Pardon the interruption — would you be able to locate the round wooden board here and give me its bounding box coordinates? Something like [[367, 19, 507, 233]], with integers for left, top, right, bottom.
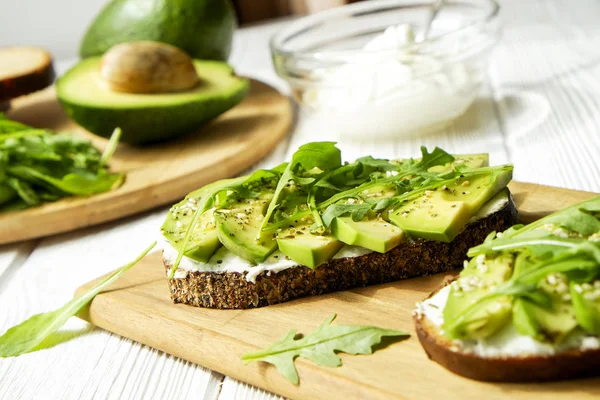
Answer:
[[0, 79, 292, 244]]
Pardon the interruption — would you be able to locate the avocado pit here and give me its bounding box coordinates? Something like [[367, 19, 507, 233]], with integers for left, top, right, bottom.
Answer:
[[100, 41, 200, 94]]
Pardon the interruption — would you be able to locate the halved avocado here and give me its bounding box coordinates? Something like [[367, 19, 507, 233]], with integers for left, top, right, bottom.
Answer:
[[56, 57, 249, 145]]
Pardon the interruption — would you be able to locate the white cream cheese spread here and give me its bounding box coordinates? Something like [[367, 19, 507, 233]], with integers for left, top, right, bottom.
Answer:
[[162, 192, 509, 284], [162, 244, 372, 283], [416, 285, 600, 357], [304, 24, 478, 138]]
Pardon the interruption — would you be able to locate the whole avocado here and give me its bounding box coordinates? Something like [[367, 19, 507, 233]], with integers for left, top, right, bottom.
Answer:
[[80, 0, 236, 61]]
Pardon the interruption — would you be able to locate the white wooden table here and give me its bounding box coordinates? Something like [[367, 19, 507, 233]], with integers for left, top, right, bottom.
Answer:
[[2, 1, 600, 399]]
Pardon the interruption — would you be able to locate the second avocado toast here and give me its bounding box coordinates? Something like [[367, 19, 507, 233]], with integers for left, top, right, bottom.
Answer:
[[415, 194, 600, 382], [161, 142, 517, 309]]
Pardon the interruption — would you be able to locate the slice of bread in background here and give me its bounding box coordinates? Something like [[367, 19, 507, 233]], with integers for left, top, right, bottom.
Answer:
[[164, 193, 518, 309]]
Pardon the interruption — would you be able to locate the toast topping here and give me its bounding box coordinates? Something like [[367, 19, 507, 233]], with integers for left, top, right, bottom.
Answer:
[[428, 195, 600, 355], [161, 143, 513, 275]]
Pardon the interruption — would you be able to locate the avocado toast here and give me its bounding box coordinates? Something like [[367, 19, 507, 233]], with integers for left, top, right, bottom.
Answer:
[[414, 195, 600, 382], [161, 142, 517, 309]]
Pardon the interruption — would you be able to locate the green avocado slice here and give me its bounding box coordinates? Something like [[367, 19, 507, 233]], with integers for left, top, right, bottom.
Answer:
[[443, 253, 514, 339], [215, 194, 277, 264], [389, 170, 512, 242], [161, 177, 244, 262], [428, 153, 489, 172], [570, 282, 600, 335], [331, 217, 404, 253], [56, 58, 249, 145], [277, 224, 344, 269]]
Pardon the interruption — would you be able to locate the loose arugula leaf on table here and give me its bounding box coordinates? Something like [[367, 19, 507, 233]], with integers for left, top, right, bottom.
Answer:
[[0, 242, 156, 357], [241, 314, 409, 385]]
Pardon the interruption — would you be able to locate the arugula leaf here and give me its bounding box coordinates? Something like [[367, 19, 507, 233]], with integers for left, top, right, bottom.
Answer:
[[6, 177, 40, 205], [0, 241, 156, 357], [321, 203, 372, 227], [354, 155, 402, 172], [505, 195, 600, 238], [0, 117, 124, 212], [241, 314, 409, 384], [0, 183, 16, 206], [259, 142, 341, 236], [8, 166, 124, 196], [0, 120, 30, 134]]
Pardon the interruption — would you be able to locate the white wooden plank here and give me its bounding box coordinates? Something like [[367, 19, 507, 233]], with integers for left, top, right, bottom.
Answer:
[[0, 241, 36, 281], [488, 0, 600, 192], [219, 377, 285, 400]]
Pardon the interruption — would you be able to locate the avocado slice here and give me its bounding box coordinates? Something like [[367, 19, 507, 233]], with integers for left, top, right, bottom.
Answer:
[[443, 253, 514, 339], [331, 217, 404, 253], [329, 184, 404, 253], [215, 195, 277, 264], [164, 208, 221, 262], [56, 58, 249, 145], [161, 177, 244, 262], [389, 170, 512, 242], [79, 0, 236, 61], [513, 274, 578, 343], [570, 281, 600, 335], [277, 227, 344, 269]]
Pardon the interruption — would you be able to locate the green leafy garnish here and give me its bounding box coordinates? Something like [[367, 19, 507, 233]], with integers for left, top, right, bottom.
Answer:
[[443, 195, 600, 340], [259, 142, 342, 237], [0, 241, 156, 357], [241, 314, 409, 384], [0, 116, 124, 211]]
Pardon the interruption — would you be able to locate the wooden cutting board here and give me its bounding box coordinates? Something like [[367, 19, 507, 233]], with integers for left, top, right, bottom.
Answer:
[[0, 79, 291, 244], [76, 181, 599, 400]]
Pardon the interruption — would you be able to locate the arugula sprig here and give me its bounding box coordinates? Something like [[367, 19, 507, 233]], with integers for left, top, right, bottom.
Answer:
[[0, 242, 156, 357], [258, 142, 342, 237], [261, 147, 454, 232], [0, 116, 124, 211], [241, 314, 409, 384], [263, 147, 512, 232]]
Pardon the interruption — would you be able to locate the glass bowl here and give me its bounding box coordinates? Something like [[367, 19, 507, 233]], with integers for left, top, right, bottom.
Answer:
[[270, 0, 501, 139]]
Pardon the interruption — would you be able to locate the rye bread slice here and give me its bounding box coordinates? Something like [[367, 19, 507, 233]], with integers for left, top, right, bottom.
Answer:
[[414, 283, 600, 382], [164, 193, 518, 309]]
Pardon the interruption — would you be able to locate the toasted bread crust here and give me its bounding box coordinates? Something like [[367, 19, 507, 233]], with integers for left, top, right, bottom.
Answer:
[[165, 194, 518, 309], [414, 285, 600, 382], [0, 48, 55, 102]]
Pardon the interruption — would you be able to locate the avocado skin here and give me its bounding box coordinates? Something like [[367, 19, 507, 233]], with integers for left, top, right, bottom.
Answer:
[[56, 60, 249, 145], [79, 0, 236, 61], [59, 88, 248, 145]]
